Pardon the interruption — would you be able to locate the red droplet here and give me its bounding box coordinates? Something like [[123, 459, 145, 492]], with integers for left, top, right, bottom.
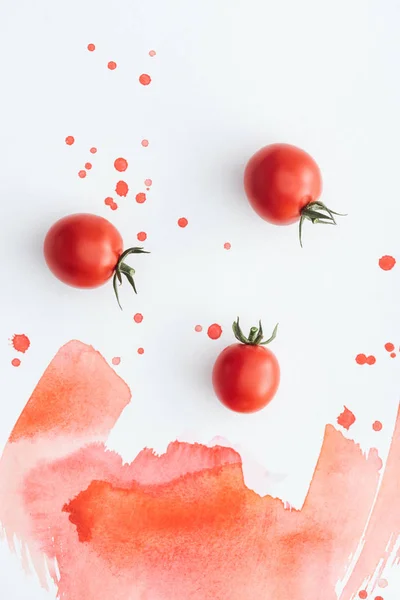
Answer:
[[390, 352, 396, 358], [337, 406, 356, 430], [11, 334, 30, 353], [379, 255, 396, 271], [65, 136, 75, 145], [78, 170, 87, 178], [378, 579, 388, 588], [373, 420, 383, 432], [358, 593, 368, 600], [90, 147, 97, 154], [114, 158, 128, 172], [178, 217, 188, 228], [208, 324, 222, 340], [108, 61, 117, 70], [366, 355, 376, 365], [137, 347, 144, 355], [104, 197, 113, 206], [87, 43, 95, 52], [356, 354, 367, 365], [111, 357, 121, 366], [141, 139, 149, 147], [85, 162, 92, 170], [144, 178, 152, 187], [135, 192, 146, 204], [133, 313, 143, 323], [110, 202, 118, 211], [11, 358, 21, 367], [385, 342, 394, 352], [374, 596, 384, 600], [224, 242, 231, 250], [149, 50, 156, 57], [137, 232, 147, 242], [195, 325, 203, 333], [115, 181, 129, 197], [139, 73, 151, 85]]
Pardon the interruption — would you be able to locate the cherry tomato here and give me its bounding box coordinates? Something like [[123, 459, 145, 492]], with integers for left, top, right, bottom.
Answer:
[[212, 318, 280, 413], [244, 143, 343, 245], [44, 213, 148, 308]]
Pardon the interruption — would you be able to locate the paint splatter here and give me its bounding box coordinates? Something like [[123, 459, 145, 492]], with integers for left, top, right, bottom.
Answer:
[[141, 139, 149, 147], [224, 242, 231, 250], [208, 324, 222, 340], [114, 158, 128, 172], [195, 325, 203, 332], [149, 50, 156, 57], [65, 136, 75, 145], [366, 355, 376, 365], [373, 421, 383, 432], [87, 43, 95, 52], [137, 232, 147, 242], [137, 347, 144, 354], [90, 147, 97, 154], [115, 181, 129, 197], [337, 406, 356, 430], [108, 61, 117, 70], [85, 162, 92, 170], [379, 255, 396, 271], [359, 592, 368, 599], [111, 357, 121, 366], [11, 358, 21, 367], [11, 334, 30, 354], [144, 178, 152, 187], [139, 73, 151, 85], [133, 313, 143, 323], [135, 193, 146, 204], [390, 352, 396, 358], [356, 354, 375, 366], [385, 343, 395, 352], [78, 170, 87, 179], [104, 197, 118, 211], [178, 217, 188, 228]]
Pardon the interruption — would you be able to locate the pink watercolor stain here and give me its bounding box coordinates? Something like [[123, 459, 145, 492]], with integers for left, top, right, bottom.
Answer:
[[0, 340, 398, 600], [141, 139, 149, 147], [224, 242, 231, 250], [195, 325, 203, 332], [111, 357, 121, 366], [11, 334, 30, 353], [207, 323, 222, 340], [115, 181, 129, 197]]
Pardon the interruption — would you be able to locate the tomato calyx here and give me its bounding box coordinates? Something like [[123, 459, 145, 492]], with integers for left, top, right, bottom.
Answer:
[[112, 247, 149, 309], [299, 201, 346, 247], [232, 317, 278, 346]]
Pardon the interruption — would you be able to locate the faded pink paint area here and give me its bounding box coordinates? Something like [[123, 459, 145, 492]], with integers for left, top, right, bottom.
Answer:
[[0, 341, 398, 600]]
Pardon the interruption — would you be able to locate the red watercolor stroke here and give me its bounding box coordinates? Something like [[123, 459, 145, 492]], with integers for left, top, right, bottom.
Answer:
[[0, 341, 398, 600]]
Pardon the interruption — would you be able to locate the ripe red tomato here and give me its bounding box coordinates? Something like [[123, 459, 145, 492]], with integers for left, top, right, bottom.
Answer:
[[44, 213, 148, 307], [244, 143, 342, 245], [212, 319, 280, 413]]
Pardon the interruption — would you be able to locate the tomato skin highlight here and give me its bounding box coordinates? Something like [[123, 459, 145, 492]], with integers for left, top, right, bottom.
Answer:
[[244, 143, 322, 225], [212, 343, 280, 413], [44, 214, 123, 288]]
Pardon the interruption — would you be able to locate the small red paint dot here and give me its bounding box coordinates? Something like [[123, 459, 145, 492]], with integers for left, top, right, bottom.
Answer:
[[149, 50, 156, 57], [356, 354, 367, 365], [390, 352, 396, 358], [87, 43, 95, 52], [375, 596, 384, 600], [136, 192, 146, 204], [379, 255, 396, 271], [11, 334, 30, 353], [144, 178, 152, 187], [11, 358, 21, 367], [139, 73, 151, 85], [373, 421, 383, 432], [385, 342, 394, 352], [85, 162, 92, 170], [378, 579, 388, 588], [178, 217, 188, 228], [138, 347, 144, 355], [366, 355, 376, 365], [110, 202, 118, 211], [112, 357, 121, 366], [141, 139, 149, 147], [358, 592, 368, 599], [78, 170, 87, 178], [195, 325, 203, 332], [134, 313, 143, 323], [108, 61, 117, 70], [114, 157, 128, 172], [224, 242, 231, 250], [137, 231, 147, 242], [208, 324, 222, 340], [104, 197, 113, 206], [90, 147, 97, 154], [115, 181, 129, 197], [65, 135, 75, 145]]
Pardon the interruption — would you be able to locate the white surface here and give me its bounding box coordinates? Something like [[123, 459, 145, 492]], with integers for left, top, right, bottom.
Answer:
[[0, 0, 399, 597]]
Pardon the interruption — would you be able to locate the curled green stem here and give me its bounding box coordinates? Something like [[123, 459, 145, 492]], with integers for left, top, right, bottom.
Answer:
[[112, 247, 149, 309], [232, 318, 278, 346], [299, 201, 346, 247]]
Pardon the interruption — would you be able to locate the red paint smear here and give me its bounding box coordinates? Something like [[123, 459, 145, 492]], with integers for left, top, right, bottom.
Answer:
[[1, 341, 400, 600], [87, 43, 95, 52], [366, 355, 376, 365], [178, 217, 188, 228], [115, 181, 129, 197], [379, 255, 396, 271], [11, 358, 21, 367], [133, 313, 143, 323], [111, 357, 121, 366], [141, 139, 149, 147], [373, 421, 383, 432], [65, 135, 75, 145], [108, 61, 117, 70], [139, 73, 151, 85], [78, 170, 86, 179], [137, 232, 147, 242], [85, 162, 92, 170], [224, 242, 231, 250], [144, 178, 152, 187], [11, 334, 30, 353], [195, 325, 202, 332], [135, 192, 146, 204], [137, 347, 144, 355], [337, 406, 356, 430], [90, 147, 97, 154], [208, 323, 222, 340], [385, 343, 394, 352], [149, 50, 156, 57], [114, 158, 128, 172]]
